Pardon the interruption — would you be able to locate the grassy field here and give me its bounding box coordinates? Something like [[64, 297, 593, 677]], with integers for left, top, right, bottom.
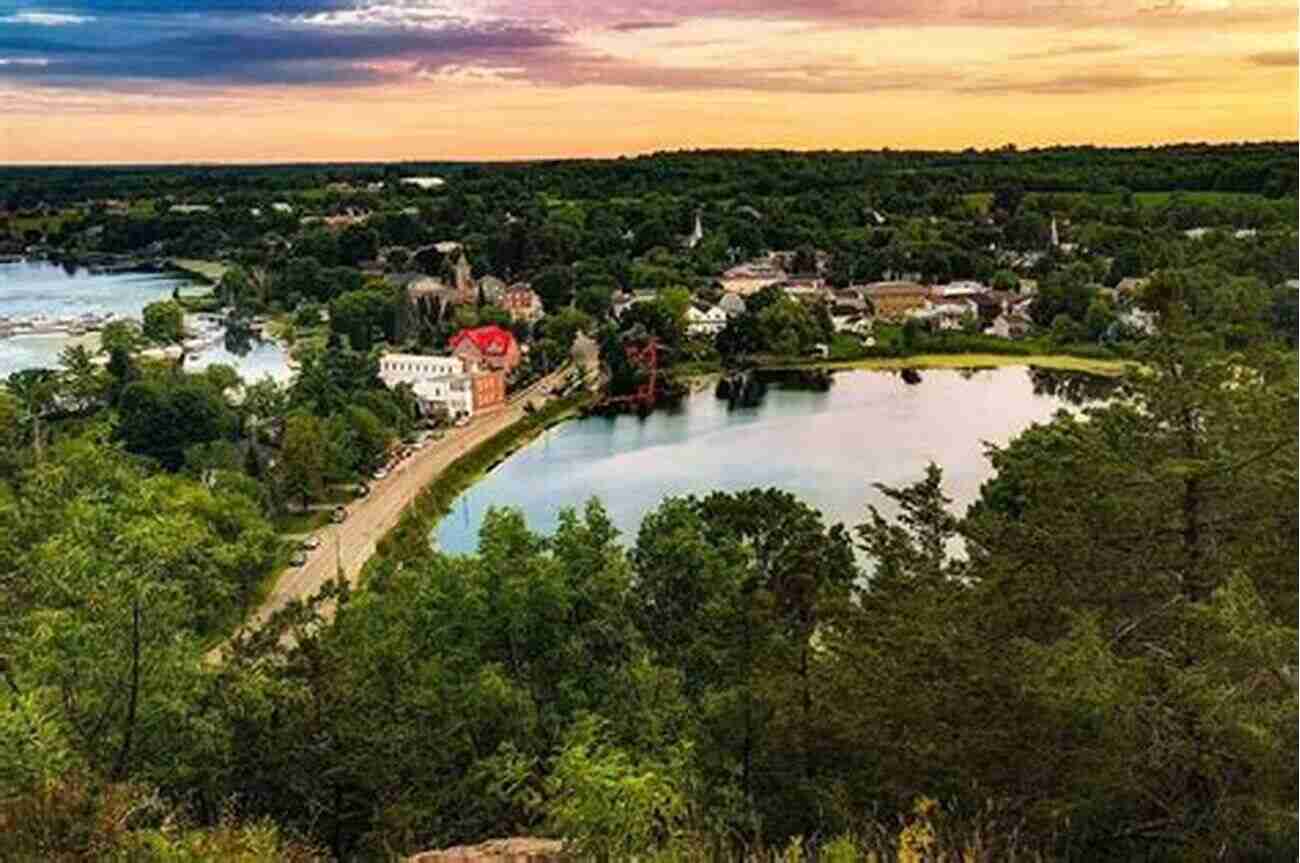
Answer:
[[169, 258, 229, 283]]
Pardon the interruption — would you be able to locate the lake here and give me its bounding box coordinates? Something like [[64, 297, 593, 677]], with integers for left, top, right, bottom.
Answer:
[[0, 259, 292, 382], [436, 366, 1106, 553]]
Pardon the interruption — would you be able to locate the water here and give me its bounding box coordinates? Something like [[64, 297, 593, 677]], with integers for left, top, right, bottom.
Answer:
[[0, 260, 292, 383], [436, 367, 1102, 553]]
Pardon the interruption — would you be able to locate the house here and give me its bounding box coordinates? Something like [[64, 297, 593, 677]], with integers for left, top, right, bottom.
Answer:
[[169, 204, 212, 214], [686, 305, 728, 337], [909, 301, 973, 332], [1183, 227, 1211, 240], [501, 285, 543, 323], [932, 280, 988, 299], [271, 202, 294, 214], [832, 315, 873, 337], [611, 290, 656, 319], [433, 240, 462, 255], [969, 290, 1024, 325], [449, 325, 521, 373], [719, 259, 786, 296], [718, 292, 747, 317], [831, 287, 869, 314], [1233, 228, 1258, 239], [780, 277, 831, 302], [1119, 307, 1158, 336], [988, 311, 1032, 339], [478, 275, 508, 304], [379, 353, 474, 418], [862, 281, 932, 321]]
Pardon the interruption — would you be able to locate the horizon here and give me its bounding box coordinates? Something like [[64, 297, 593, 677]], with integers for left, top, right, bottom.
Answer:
[[4, 137, 1299, 170], [0, 0, 1296, 163]]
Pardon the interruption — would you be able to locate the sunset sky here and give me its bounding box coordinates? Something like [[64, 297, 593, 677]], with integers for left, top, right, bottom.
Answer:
[[0, 0, 1295, 163]]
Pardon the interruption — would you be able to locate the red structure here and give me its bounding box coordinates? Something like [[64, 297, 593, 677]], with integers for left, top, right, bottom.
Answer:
[[604, 336, 662, 411], [449, 325, 521, 373]]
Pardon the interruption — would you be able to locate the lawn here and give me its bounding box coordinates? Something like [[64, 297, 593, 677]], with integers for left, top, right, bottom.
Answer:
[[169, 258, 229, 283]]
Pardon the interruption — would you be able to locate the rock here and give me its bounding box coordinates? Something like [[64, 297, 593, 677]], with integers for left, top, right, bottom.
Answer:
[[406, 837, 565, 863]]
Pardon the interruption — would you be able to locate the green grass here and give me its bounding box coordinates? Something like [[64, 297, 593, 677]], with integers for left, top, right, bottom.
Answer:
[[169, 258, 229, 283]]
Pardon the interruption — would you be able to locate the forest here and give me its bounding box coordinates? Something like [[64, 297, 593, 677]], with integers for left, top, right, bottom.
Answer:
[[0, 145, 1297, 860]]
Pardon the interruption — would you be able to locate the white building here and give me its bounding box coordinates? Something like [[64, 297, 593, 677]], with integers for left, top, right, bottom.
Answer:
[[932, 280, 988, 299], [402, 177, 446, 190], [379, 353, 473, 417], [686, 305, 728, 337]]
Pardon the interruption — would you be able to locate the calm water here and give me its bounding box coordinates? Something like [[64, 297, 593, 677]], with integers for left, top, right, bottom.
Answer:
[[0, 260, 292, 382], [437, 367, 1096, 553]]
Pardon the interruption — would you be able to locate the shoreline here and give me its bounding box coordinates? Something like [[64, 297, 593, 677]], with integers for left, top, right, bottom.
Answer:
[[681, 352, 1130, 380]]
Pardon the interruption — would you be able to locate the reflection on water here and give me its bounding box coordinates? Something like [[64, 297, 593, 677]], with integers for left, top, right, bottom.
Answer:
[[437, 366, 1109, 553], [1, 261, 294, 383], [1028, 366, 1124, 405]]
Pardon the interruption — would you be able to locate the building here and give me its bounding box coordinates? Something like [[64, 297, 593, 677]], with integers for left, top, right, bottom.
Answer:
[[686, 305, 728, 337], [684, 213, 704, 249], [401, 176, 445, 190], [501, 285, 543, 323], [449, 325, 521, 373], [478, 275, 508, 304], [452, 253, 476, 305], [909, 301, 974, 332], [719, 259, 786, 296], [718, 292, 747, 317], [862, 281, 932, 320], [378, 353, 473, 418], [988, 311, 1032, 339], [470, 369, 507, 412], [932, 280, 988, 299]]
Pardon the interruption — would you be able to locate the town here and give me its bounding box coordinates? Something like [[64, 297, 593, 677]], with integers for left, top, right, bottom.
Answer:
[[1, 143, 1296, 862]]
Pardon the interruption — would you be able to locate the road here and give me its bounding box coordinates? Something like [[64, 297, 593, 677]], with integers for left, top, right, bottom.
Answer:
[[223, 367, 571, 650]]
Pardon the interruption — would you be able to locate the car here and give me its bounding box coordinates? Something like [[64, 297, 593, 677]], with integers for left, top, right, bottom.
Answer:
[[355, 483, 370, 497], [454, 416, 470, 427], [373, 468, 389, 480], [289, 551, 308, 567], [299, 535, 320, 551], [331, 506, 348, 523]]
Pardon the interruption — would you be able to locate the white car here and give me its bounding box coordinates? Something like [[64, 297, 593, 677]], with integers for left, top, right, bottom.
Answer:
[[300, 535, 321, 551], [373, 468, 389, 480]]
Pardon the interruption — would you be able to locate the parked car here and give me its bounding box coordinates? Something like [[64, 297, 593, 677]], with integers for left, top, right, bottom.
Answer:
[[300, 535, 321, 551], [355, 482, 370, 497], [454, 416, 470, 427], [331, 506, 348, 523], [289, 551, 308, 567], [373, 467, 389, 480]]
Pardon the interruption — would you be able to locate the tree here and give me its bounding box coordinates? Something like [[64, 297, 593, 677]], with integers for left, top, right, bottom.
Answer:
[[116, 377, 235, 471], [141, 299, 184, 345], [533, 265, 575, 313], [330, 289, 393, 351], [278, 413, 326, 510], [992, 183, 1025, 219], [4, 368, 59, 462]]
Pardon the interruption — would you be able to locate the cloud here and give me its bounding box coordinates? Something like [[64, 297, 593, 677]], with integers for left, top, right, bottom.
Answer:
[[608, 20, 680, 32], [1008, 42, 1127, 60], [961, 70, 1195, 94], [1248, 49, 1297, 66], [0, 11, 95, 25]]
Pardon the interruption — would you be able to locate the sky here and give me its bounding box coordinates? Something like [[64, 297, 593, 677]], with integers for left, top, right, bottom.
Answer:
[[0, 0, 1295, 163]]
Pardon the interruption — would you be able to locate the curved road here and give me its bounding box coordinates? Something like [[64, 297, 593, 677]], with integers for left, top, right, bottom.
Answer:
[[223, 367, 571, 650]]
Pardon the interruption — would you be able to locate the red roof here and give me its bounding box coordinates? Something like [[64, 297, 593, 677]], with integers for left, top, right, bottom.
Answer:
[[449, 325, 517, 357]]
